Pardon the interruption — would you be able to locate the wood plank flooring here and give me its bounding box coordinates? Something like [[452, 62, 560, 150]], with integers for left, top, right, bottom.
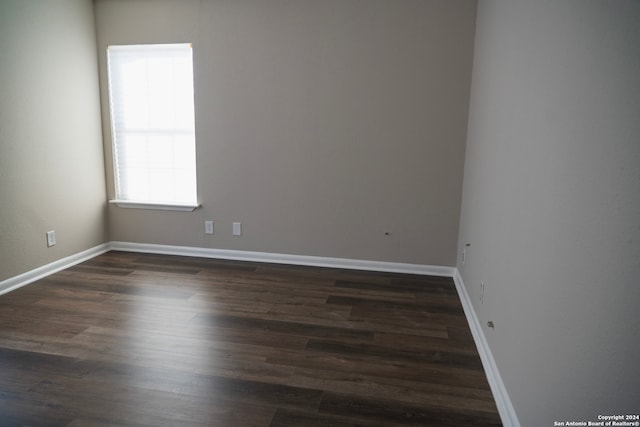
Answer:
[[0, 251, 502, 426]]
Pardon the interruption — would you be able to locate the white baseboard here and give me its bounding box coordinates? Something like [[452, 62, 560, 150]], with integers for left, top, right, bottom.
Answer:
[[109, 241, 456, 277], [0, 243, 111, 296], [0, 241, 454, 297], [452, 268, 520, 427]]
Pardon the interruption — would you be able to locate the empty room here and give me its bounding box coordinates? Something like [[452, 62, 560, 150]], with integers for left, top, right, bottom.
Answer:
[[0, 1, 638, 426]]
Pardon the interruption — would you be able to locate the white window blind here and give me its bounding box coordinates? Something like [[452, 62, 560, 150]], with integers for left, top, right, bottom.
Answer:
[[107, 43, 197, 208]]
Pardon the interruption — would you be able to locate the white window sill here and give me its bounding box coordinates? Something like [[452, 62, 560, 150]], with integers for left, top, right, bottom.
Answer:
[[109, 200, 200, 212]]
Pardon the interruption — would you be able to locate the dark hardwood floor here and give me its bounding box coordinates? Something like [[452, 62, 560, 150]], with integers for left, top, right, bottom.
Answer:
[[0, 251, 502, 426]]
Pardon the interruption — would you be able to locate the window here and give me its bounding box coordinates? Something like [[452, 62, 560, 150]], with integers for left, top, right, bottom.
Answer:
[[107, 43, 198, 210]]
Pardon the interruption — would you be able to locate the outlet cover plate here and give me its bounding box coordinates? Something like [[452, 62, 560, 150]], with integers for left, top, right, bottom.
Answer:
[[205, 221, 214, 235], [46, 230, 56, 247]]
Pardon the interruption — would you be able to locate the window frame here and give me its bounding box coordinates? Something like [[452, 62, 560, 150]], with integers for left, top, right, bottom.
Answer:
[[106, 43, 199, 211]]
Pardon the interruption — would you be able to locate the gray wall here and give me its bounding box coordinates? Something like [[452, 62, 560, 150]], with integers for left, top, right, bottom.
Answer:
[[95, 0, 477, 266], [457, 1, 640, 425], [0, 0, 107, 281]]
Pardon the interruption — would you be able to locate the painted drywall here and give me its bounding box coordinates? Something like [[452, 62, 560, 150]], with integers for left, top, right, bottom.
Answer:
[[0, 0, 107, 281], [457, 1, 640, 425], [95, 0, 476, 266]]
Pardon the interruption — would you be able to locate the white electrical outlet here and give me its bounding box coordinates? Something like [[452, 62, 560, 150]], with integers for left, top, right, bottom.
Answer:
[[233, 222, 241, 236], [205, 220, 214, 235], [46, 230, 56, 247]]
